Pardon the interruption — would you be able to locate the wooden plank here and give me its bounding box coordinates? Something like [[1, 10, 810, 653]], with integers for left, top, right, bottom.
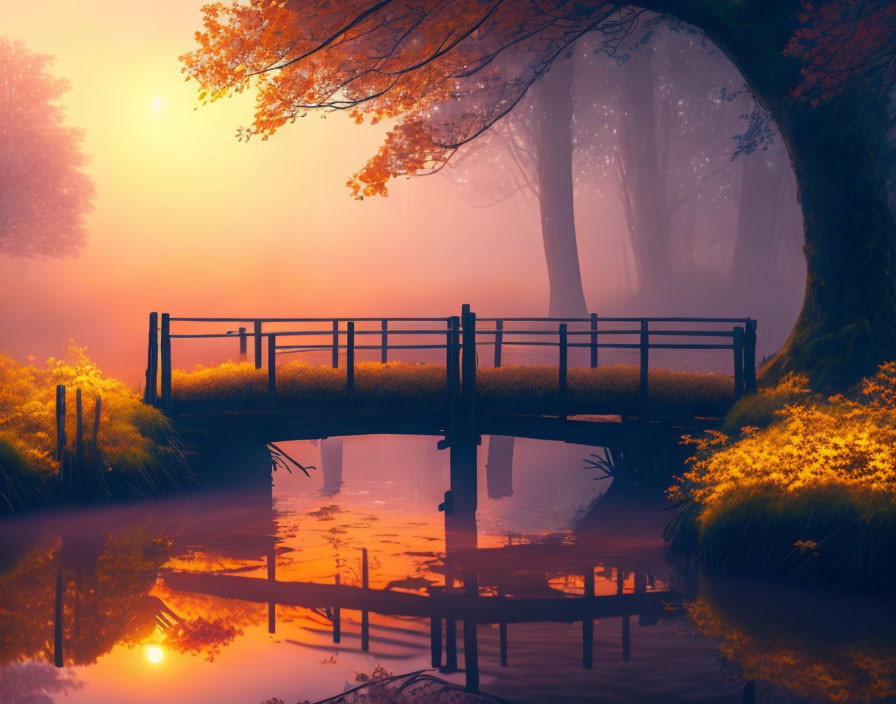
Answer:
[[144, 312, 158, 404], [346, 322, 355, 409], [331, 320, 339, 369], [639, 320, 649, 421], [590, 313, 598, 368], [493, 319, 503, 368], [744, 319, 758, 393], [733, 326, 745, 401], [559, 323, 568, 421], [254, 320, 263, 370], [268, 334, 277, 399], [161, 314, 172, 413]]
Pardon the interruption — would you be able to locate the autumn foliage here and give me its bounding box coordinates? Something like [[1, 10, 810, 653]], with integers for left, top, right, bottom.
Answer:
[[0, 38, 94, 257]]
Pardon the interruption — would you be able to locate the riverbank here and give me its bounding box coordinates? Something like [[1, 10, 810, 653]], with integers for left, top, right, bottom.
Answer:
[[666, 363, 896, 592], [0, 345, 193, 514]]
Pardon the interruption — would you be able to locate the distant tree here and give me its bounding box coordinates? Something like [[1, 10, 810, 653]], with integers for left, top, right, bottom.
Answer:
[[0, 38, 94, 258], [182, 1, 896, 390]]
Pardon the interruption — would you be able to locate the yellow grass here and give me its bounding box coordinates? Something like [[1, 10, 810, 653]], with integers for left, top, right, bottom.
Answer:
[[172, 360, 734, 412]]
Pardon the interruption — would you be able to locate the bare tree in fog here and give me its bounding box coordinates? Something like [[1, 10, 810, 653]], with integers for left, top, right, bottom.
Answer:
[[0, 38, 94, 259]]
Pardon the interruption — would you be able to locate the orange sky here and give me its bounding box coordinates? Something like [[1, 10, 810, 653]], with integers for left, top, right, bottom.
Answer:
[[0, 1, 628, 381]]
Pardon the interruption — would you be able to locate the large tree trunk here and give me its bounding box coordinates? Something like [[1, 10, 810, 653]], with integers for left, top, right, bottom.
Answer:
[[531, 54, 589, 318], [764, 93, 896, 388]]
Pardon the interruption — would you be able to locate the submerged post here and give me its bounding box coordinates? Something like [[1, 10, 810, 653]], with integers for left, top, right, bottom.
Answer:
[[380, 319, 388, 364], [462, 562, 480, 692], [583, 567, 594, 669], [268, 334, 277, 399], [639, 320, 649, 421], [361, 547, 370, 651], [161, 313, 172, 413], [144, 312, 158, 404], [744, 319, 758, 393], [733, 326, 745, 401], [53, 567, 63, 668], [333, 572, 341, 643], [253, 320, 263, 370], [559, 323, 568, 420], [238, 326, 247, 361], [55, 385, 66, 461], [498, 585, 508, 667], [590, 313, 598, 369], [494, 319, 503, 368], [429, 586, 443, 667], [267, 538, 276, 634]]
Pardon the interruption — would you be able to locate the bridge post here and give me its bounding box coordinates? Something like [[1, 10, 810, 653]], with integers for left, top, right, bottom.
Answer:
[[744, 319, 758, 393], [590, 313, 598, 369], [380, 319, 388, 364], [161, 313, 172, 413], [462, 561, 480, 692], [639, 319, 649, 422], [559, 323, 568, 421], [733, 326, 745, 400], [238, 326, 247, 361], [346, 322, 355, 409], [144, 312, 158, 405], [493, 319, 503, 367], [253, 320, 262, 370], [267, 334, 277, 399], [331, 320, 339, 368], [267, 537, 276, 634]]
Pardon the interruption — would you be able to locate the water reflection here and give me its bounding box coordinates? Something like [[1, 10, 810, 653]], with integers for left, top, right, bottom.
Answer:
[[0, 434, 893, 703]]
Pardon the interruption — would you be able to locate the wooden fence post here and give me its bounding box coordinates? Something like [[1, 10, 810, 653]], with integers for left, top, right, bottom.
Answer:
[[253, 320, 263, 370], [361, 547, 370, 651], [744, 318, 758, 393], [590, 313, 598, 369], [461, 309, 477, 442], [639, 319, 649, 421], [56, 385, 66, 461], [559, 323, 568, 421], [161, 313, 172, 413], [380, 319, 388, 364], [75, 389, 84, 494], [91, 396, 101, 448], [239, 326, 247, 361], [268, 334, 277, 399], [446, 317, 461, 443], [733, 326, 745, 401], [494, 319, 503, 368], [331, 320, 339, 369], [144, 312, 158, 405], [346, 322, 355, 407]]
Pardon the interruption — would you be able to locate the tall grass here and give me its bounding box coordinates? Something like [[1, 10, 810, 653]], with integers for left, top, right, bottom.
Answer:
[[0, 344, 191, 513], [667, 363, 896, 591], [172, 360, 733, 413]]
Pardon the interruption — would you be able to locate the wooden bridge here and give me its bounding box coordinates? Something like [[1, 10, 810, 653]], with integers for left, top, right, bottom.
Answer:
[[142, 306, 756, 434]]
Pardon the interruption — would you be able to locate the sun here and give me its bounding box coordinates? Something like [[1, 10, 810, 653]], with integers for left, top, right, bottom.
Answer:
[[149, 96, 164, 113], [145, 644, 164, 664]]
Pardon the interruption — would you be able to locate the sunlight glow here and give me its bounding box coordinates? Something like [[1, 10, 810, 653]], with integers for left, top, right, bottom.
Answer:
[[145, 644, 164, 664], [149, 95, 164, 113]]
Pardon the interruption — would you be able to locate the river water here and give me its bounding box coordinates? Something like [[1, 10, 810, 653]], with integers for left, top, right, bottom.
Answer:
[[0, 435, 893, 704]]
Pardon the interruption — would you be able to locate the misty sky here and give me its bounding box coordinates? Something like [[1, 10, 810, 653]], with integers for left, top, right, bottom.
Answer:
[[0, 1, 798, 381]]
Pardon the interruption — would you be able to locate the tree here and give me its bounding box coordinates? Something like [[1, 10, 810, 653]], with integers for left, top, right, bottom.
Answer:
[[182, 0, 896, 390], [0, 38, 94, 258]]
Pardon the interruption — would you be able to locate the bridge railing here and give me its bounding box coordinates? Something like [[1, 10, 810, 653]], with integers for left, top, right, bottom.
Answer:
[[144, 308, 757, 417]]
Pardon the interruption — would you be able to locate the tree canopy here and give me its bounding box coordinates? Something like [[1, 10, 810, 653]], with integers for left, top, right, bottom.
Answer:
[[0, 38, 94, 258]]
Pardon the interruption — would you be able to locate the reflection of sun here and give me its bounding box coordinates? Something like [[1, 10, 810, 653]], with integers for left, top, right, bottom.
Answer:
[[149, 96, 164, 113], [145, 644, 164, 664]]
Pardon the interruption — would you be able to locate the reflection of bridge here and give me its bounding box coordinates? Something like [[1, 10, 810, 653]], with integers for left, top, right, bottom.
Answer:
[[161, 543, 676, 692]]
